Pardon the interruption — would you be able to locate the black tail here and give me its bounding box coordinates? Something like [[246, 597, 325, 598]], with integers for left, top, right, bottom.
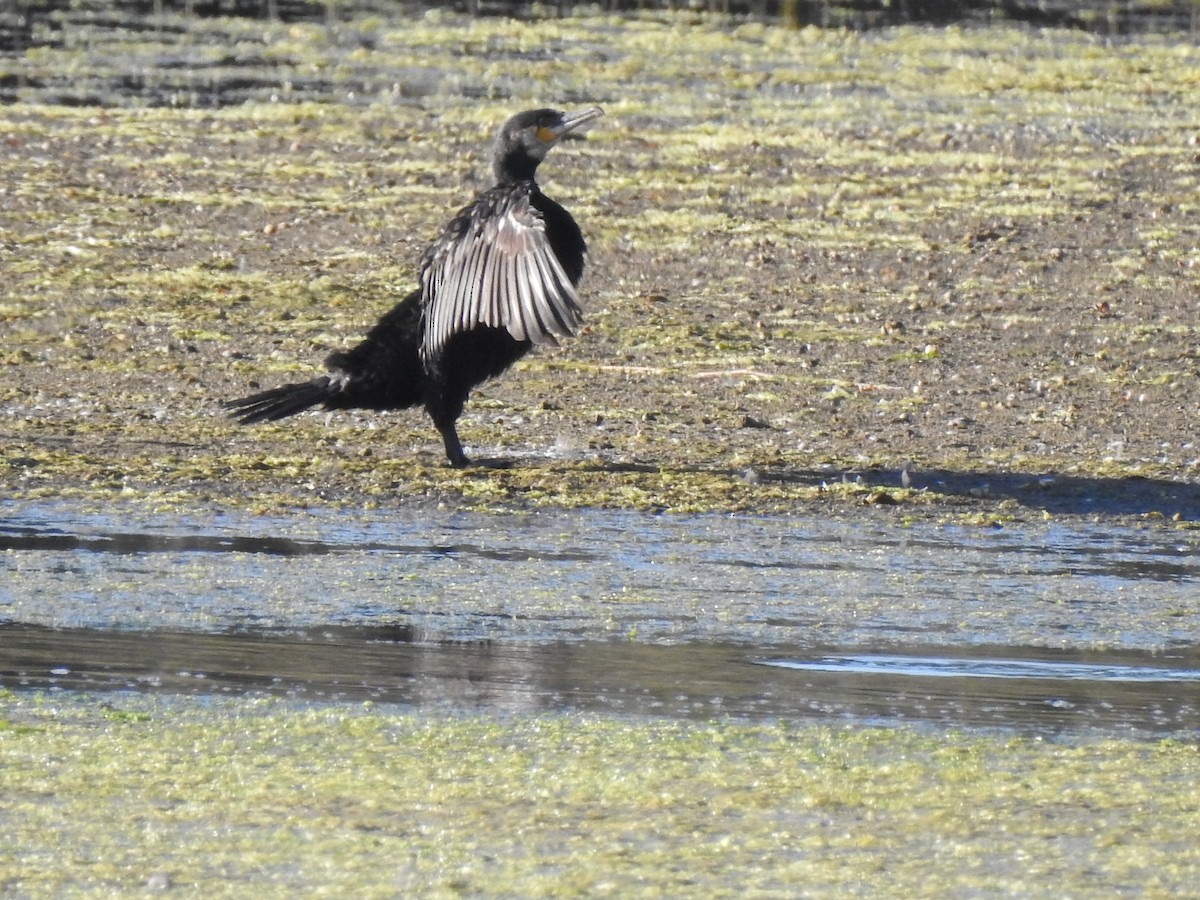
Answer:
[[225, 377, 334, 424], [226, 290, 427, 428]]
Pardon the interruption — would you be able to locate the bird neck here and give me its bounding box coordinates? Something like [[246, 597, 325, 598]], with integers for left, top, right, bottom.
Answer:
[[493, 151, 541, 184]]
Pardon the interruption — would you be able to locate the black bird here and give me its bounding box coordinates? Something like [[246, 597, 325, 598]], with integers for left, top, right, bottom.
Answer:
[[225, 106, 604, 467]]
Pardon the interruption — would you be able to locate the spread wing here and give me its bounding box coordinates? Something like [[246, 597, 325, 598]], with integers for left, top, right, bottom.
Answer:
[[419, 190, 584, 364]]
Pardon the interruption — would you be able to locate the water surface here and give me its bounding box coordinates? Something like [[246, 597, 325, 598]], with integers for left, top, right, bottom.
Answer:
[[3, 500, 1199, 736]]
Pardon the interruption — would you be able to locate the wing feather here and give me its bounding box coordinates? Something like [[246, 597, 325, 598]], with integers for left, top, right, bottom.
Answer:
[[479, 231, 498, 326], [419, 187, 585, 364], [530, 246, 577, 337], [519, 251, 547, 338], [459, 233, 489, 333]]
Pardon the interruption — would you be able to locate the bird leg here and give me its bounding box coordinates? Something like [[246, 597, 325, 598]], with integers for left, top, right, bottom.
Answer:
[[424, 383, 470, 467], [438, 422, 469, 468], [442, 430, 469, 468]]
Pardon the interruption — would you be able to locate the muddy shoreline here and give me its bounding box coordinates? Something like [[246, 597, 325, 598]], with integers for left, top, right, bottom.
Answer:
[[3, 15, 1200, 524]]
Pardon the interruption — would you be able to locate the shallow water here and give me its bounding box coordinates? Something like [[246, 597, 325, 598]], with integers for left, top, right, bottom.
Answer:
[[3, 623, 1199, 737], [3, 499, 1199, 736]]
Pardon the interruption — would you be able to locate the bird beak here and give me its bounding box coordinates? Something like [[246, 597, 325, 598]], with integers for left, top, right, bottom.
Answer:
[[547, 106, 605, 143]]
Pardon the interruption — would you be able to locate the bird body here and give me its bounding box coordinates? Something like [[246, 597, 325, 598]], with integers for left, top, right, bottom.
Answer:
[[226, 106, 603, 467]]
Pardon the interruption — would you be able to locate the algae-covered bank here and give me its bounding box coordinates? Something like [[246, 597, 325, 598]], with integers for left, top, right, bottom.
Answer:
[[1, 692, 1199, 897], [3, 14, 1200, 519]]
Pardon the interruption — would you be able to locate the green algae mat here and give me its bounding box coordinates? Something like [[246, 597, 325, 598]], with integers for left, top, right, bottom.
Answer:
[[2, 692, 1198, 896]]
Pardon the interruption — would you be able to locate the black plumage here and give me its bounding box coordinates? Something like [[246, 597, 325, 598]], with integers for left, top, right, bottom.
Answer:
[[225, 106, 604, 467]]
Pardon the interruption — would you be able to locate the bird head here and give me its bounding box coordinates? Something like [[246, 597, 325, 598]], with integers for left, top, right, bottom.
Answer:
[[492, 106, 605, 183]]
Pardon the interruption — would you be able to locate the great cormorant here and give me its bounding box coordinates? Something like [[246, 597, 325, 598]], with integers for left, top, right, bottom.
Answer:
[[225, 106, 604, 467]]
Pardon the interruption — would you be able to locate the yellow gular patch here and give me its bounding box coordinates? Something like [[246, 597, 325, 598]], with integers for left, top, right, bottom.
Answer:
[[536, 126, 557, 144]]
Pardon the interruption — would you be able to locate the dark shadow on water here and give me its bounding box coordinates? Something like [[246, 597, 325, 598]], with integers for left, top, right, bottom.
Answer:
[[2, 623, 1198, 738], [0, 520, 597, 562]]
